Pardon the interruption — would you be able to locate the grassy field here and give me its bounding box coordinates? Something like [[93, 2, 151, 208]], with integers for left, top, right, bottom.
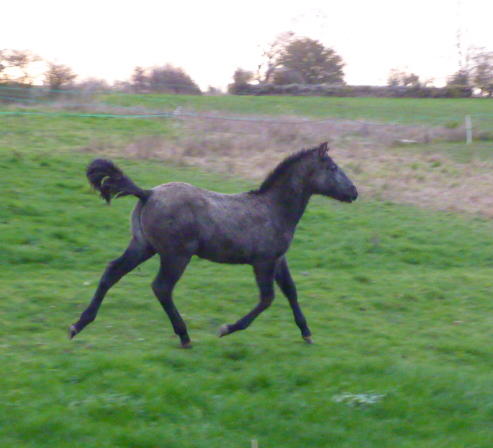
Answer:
[[0, 109, 175, 152], [3, 150, 493, 446], [101, 93, 493, 130], [2, 96, 493, 447]]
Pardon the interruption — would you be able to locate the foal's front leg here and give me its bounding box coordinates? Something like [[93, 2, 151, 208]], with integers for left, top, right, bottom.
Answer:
[[219, 261, 276, 337]]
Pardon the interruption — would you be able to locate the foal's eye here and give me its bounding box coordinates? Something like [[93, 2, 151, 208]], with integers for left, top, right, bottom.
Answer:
[[326, 163, 337, 172]]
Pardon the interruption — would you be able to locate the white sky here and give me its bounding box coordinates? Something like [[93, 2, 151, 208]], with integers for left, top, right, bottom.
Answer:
[[3, 0, 493, 89]]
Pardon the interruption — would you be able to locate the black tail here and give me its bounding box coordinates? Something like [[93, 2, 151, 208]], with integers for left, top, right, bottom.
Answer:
[[86, 159, 151, 204]]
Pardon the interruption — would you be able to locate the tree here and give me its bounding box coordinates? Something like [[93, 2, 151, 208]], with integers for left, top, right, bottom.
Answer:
[[232, 68, 253, 86], [206, 85, 223, 95], [257, 31, 295, 84], [43, 63, 76, 91], [446, 69, 470, 87], [272, 68, 304, 85], [228, 68, 254, 94], [129, 64, 201, 94], [255, 34, 345, 86], [387, 69, 421, 88], [130, 66, 148, 93], [0, 49, 40, 85], [277, 38, 345, 85], [75, 77, 110, 93], [470, 49, 493, 96]]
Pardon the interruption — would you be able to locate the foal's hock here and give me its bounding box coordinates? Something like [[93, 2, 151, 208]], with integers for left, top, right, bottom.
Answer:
[[69, 142, 358, 347]]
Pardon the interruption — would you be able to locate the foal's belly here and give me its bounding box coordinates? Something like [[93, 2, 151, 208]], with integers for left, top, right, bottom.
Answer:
[[196, 250, 253, 265], [196, 231, 290, 264]]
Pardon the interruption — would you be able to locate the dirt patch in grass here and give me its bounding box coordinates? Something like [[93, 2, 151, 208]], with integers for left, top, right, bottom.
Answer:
[[80, 112, 493, 217]]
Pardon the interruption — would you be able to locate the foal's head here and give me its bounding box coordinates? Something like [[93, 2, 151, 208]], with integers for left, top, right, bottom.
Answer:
[[307, 142, 358, 202], [252, 142, 358, 203]]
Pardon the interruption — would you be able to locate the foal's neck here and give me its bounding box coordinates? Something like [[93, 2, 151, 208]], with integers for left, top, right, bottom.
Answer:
[[265, 174, 312, 229]]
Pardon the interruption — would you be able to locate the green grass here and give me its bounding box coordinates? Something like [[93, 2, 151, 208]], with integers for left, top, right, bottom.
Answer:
[[3, 145, 493, 447], [0, 108, 175, 152], [2, 94, 493, 446], [101, 93, 493, 129], [396, 140, 493, 163]]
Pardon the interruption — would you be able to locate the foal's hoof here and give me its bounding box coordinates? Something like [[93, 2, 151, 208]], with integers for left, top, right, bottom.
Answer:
[[303, 336, 314, 344], [68, 325, 78, 339], [180, 341, 193, 349], [218, 324, 230, 337]]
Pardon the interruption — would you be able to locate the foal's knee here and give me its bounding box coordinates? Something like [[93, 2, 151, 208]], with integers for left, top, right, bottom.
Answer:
[[260, 293, 275, 309], [151, 279, 171, 298], [151, 280, 163, 296]]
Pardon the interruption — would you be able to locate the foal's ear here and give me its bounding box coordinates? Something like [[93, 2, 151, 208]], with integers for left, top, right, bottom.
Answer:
[[318, 141, 330, 158]]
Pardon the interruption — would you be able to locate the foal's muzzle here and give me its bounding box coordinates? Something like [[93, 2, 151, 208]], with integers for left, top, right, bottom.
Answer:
[[342, 185, 358, 203]]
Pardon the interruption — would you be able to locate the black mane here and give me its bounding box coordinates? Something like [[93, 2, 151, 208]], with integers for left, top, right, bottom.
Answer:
[[250, 147, 318, 194]]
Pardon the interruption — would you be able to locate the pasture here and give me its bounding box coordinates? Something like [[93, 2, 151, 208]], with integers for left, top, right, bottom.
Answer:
[[101, 93, 493, 130], [2, 95, 493, 447]]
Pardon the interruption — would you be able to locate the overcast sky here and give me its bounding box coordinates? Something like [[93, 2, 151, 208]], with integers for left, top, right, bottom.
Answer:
[[3, 0, 493, 89]]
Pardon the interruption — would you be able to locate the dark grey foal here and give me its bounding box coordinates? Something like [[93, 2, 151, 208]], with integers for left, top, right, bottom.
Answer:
[[69, 142, 358, 347]]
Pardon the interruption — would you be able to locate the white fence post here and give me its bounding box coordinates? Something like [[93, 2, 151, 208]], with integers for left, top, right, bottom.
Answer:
[[465, 115, 472, 144]]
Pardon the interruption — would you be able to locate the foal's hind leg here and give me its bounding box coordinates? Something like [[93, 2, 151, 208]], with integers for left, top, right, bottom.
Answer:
[[275, 257, 312, 344], [69, 237, 155, 338], [151, 255, 192, 348], [219, 261, 276, 338]]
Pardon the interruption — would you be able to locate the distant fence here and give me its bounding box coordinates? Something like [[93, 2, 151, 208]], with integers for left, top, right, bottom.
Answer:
[[1, 85, 492, 145]]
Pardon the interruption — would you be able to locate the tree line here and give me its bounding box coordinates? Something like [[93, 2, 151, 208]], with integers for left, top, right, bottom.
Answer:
[[0, 49, 201, 96], [229, 33, 493, 98], [1, 35, 493, 98]]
